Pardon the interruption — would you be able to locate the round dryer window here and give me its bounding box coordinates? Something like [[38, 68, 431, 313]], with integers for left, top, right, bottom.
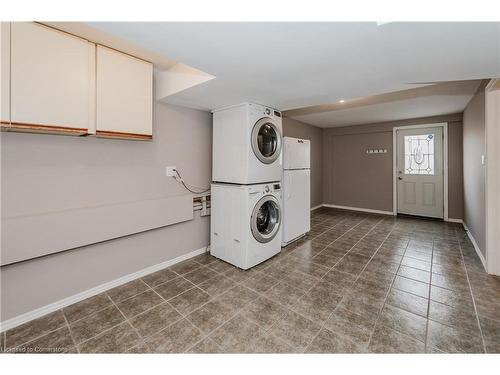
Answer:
[[251, 195, 281, 243], [251, 117, 282, 164]]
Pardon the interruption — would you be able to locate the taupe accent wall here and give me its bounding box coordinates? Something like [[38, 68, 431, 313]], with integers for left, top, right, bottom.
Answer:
[[463, 82, 487, 256], [1, 103, 212, 321], [322, 113, 464, 219], [324, 130, 393, 211], [282, 117, 323, 208]]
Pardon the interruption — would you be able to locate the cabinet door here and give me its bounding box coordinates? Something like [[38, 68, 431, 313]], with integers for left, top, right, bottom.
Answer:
[[1, 23, 10, 124], [96, 45, 153, 140], [8, 22, 90, 134]]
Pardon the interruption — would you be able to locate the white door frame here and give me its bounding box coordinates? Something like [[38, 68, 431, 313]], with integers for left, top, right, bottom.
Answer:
[[485, 78, 500, 275], [392, 122, 449, 220]]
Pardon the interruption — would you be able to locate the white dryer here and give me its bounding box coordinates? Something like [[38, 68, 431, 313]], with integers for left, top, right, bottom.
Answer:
[[210, 182, 282, 269], [212, 103, 283, 184]]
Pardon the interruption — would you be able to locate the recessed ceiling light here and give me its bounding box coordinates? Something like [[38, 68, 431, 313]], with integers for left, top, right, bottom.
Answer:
[[339, 99, 345, 103]]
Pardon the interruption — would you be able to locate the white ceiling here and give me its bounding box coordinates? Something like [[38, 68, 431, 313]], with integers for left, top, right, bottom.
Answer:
[[292, 93, 475, 128], [88, 22, 499, 125], [287, 80, 482, 127]]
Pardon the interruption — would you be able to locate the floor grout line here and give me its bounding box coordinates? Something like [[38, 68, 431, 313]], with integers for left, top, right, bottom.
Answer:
[[186, 212, 374, 352], [335, 221, 407, 350], [61, 310, 80, 354], [6, 310, 81, 354], [455, 225, 488, 353], [186, 213, 375, 352], [137, 255, 295, 352], [49, 271, 195, 337], [147, 283, 186, 318], [124, 271, 221, 352], [363, 223, 430, 351], [300, 215, 397, 352], [106, 296, 147, 352], [74, 275, 193, 351], [5, 318, 68, 351], [182, 286, 275, 352], [423, 235, 436, 352]]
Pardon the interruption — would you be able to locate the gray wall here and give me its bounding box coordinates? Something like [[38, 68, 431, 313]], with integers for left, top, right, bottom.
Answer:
[[282, 117, 323, 208], [463, 83, 487, 256], [1, 102, 212, 321], [322, 113, 464, 219]]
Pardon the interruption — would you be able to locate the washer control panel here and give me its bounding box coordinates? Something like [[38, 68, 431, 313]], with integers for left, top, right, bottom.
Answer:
[[248, 183, 281, 195]]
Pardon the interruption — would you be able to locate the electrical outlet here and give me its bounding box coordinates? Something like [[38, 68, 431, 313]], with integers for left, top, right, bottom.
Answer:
[[165, 166, 177, 177]]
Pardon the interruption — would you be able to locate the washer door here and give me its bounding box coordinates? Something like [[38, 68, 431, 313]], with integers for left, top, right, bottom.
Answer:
[[251, 195, 281, 243], [251, 117, 282, 164]]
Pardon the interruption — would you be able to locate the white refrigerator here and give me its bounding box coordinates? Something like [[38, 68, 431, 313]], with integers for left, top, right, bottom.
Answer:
[[282, 137, 311, 246]]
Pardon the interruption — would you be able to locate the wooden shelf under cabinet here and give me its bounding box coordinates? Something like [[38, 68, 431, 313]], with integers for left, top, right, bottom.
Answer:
[[95, 130, 152, 141], [1, 121, 88, 136]]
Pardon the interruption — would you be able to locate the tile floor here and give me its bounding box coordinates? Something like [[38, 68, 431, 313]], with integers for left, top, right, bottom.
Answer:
[[2, 208, 500, 353]]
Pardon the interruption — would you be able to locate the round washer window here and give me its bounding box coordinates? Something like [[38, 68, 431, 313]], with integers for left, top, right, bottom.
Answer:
[[251, 196, 281, 243]]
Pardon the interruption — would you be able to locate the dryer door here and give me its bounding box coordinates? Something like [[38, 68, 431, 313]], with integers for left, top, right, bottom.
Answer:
[[251, 117, 282, 164], [251, 195, 281, 243]]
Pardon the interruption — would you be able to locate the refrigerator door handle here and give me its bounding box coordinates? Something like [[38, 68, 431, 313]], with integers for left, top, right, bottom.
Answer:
[[287, 172, 292, 200]]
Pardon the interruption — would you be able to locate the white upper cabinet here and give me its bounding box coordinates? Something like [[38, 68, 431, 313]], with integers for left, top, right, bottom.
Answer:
[[8, 22, 91, 134], [96, 45, 153, 140], [1, 22, 153, 140], [1, 23, 10, 123]]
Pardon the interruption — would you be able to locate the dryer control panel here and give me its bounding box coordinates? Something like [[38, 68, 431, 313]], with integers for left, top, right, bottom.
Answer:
[[249, 103, 282, 120]]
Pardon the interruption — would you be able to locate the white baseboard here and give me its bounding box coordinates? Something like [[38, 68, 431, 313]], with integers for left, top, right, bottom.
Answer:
[[310, 204, 323, 211], [322, 203, 394, 216], [321, 203, 464, 222], [0, 246, 208, 333], [445, 218, 463, 223], [462, 222, 487, 271]]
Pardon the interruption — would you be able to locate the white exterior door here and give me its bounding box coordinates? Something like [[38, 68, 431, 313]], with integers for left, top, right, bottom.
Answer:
[[396, 126, 444, 218]]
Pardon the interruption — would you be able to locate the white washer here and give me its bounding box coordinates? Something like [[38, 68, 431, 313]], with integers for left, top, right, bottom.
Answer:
[[210, 182, 282, 269], [212, 102, 283, 184]]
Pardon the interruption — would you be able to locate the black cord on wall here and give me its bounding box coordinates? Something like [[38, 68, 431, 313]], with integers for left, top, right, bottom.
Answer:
[[174, 169, 210, 194]]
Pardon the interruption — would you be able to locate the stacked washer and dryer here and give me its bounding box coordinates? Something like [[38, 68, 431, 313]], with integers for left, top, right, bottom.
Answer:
[[210, 103, 283, 269]]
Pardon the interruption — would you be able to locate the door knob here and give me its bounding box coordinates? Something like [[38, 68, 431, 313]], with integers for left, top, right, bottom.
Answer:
[[398, 177, 403, 180]]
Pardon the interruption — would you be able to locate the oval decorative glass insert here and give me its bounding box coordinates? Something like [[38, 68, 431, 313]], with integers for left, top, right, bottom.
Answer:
[[413, 146, 424, 164], [404, 133, 435, 175]]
